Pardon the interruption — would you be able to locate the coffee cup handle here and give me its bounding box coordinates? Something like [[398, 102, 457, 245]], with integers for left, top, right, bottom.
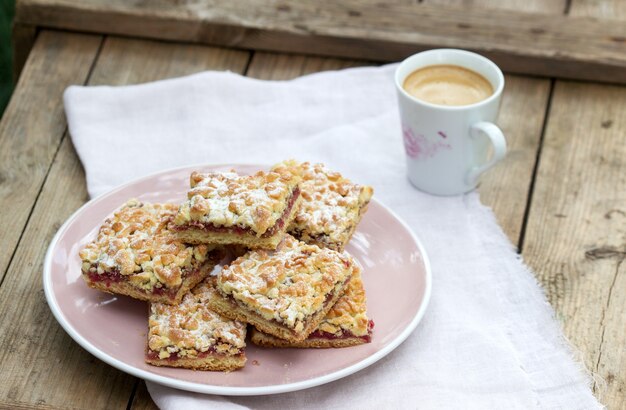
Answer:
[[466, 122, 507, 185]]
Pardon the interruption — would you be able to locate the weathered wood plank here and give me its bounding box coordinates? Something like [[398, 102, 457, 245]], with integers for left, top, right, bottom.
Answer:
[[522, 81, 626, 408], [0, 30, 101, 282], [91, 36, 250, 86], [247, 52, 550, 245], [424, 0, 565, 14], [477, 76, 551, 245], [0, 35, 250, 409], [15, 0, 626, 84], [521, 3, 626, 409], [570, 0, 626, 18], [0, 401, 71, 409], [0, 135, 133, 410], [130, 382, 159, 410], [11, 23, 37, 83], [246, 52, 369, 80]]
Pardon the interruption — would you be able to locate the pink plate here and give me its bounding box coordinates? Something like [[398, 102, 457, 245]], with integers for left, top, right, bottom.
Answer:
[[44, 164, 431, 396]]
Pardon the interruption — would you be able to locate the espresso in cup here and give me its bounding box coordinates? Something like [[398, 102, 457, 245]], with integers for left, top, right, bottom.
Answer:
[[403, 65, 493, 107], [395, 49, 507, 195]]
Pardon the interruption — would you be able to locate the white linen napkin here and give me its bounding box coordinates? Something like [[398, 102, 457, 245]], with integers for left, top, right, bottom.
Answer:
[[64, 66, 602, 409]]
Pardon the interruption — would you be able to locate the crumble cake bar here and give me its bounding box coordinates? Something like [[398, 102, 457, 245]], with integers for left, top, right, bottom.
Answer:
[[146, 278, 247, 371], [79, 200, 221, 305], [208, 235, 358, 343], [172, 169, 302, 249], [250, 269, 373, 348], [271, 160, 373, 251]]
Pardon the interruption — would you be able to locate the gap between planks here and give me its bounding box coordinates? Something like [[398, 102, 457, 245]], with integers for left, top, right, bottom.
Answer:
[[517, 79, 555, 251], [0, 31, 104, 285], [14, 0, 626, 83], [73, 35, 251, 409], [0, 35, 105, 289], [0, 32, 252, 409], [521, 80, 626, 407]]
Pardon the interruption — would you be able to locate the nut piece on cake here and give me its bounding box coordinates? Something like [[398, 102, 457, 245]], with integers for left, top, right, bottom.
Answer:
[[250, 269, 373, 348], [208, 235, 358, 343], [271, 160, 373, 251], [79, 200, 221, 305], [146, 278, 247, 371], [172, 169, 302, 249]]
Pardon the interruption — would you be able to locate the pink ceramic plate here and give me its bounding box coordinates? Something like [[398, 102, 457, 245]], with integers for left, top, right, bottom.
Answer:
[[44, 164, 431, 396]]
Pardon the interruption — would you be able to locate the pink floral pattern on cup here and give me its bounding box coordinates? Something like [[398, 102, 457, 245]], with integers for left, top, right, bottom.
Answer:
[[403, 125, 451, 160]]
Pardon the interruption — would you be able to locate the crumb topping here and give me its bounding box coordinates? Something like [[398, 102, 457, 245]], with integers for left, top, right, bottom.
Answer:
[[148, 279, 247, 359], [173, 169, 301, 236], [271, 160, 373, 248], [79, 200, 212, 290], [317, 269, 370, 337], [217, 235, 357, 332]]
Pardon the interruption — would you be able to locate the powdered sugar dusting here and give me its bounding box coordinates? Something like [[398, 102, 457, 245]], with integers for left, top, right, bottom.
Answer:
[[79, 200, 212, 289], [217, 235, 357, 332], [174, 169, 300, 235], [148, 279, 247, 359], [271, 161, 373, 249]]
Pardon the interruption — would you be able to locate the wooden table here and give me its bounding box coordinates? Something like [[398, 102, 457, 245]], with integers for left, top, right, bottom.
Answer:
[[1, 1, 624, 409]]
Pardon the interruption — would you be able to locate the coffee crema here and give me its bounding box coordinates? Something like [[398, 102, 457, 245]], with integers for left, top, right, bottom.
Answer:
[[403, 65, 493, 106]]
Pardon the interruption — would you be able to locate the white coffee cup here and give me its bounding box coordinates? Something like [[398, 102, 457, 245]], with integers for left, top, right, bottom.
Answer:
[[395, 49, 507, 196]]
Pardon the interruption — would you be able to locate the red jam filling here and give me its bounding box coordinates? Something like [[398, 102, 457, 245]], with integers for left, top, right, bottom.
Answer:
[[86, 266, 203, 300], [174, 187, 300, 238], [87, 269, 124, 286], [146, 345, 241, 362], [308, 320, 374, 343], [319, 275, 351, 305]]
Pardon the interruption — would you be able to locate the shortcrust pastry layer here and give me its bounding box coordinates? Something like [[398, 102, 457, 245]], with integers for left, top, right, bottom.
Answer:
[[146, 278, 247, 371], [145, 350, 246, 372], [173, 188, 301, 249], [83, 260, 214, 304], [173, 169, 302, 246], [79, 200, 219, 304], [271, 160, 373, 251], [211, 235, 358, 342], [249, 321, 373, 349], [209, 276, 350, 343], [249, 271, 373, 348]]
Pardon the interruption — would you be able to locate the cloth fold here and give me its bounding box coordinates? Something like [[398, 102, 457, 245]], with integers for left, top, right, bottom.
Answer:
[[64, 65, 601, 409]]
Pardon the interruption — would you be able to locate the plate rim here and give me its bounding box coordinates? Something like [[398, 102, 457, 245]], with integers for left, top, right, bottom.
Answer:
[[43, 163, 432, 396]]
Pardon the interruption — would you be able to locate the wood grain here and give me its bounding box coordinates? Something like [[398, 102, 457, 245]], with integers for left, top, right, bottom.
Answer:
[[522, 82, 626, 408], [520, 2, 626, 409], [0, 34, 250, 409], [569, 0, 626, 18], [11, 23, 37, 82], [424, 0, 565, 14], [477, 76, 551, 245], [246, 52, 368, 80], [130, 382, 159, 410], [0, 401, 74, 409], [0, 30, 101, 283], [91, 36, 250, 86], [0, 135, 134, 410], [15, 0, 626, 83], [0, 30, 127, 410], [1, 5, 622, 408]]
